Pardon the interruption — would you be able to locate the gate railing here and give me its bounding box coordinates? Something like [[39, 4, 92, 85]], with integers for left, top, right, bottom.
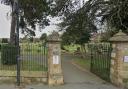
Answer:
[[88, 43, 112, 81], [0, 43, 48, 72], [19, 43, 48, 72]]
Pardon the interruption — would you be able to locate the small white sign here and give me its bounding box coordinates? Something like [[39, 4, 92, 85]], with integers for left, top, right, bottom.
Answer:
[[124, 56, 128, 62], [53, 55, 59, 64], [111, 53, 116, 58]]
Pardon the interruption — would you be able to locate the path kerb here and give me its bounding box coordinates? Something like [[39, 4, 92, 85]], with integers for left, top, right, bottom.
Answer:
[[109, 30, 128, 88], [47, 31, 64, 85]]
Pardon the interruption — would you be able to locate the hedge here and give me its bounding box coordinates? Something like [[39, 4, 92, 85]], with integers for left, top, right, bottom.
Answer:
[[1, 44, 17, 65], [1, 38, 8, 43]]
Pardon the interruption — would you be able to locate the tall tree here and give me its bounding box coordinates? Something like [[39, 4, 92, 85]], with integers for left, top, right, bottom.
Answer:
[[53, 0, 128, 43], [83, 0, 128, 33], [57, 2, 97, 58], [53, 0, 97, 44], [1, 0, 52, 44]]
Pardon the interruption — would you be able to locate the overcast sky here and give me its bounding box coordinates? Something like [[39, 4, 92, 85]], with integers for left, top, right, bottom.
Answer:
[[0, 4, 11, 38]]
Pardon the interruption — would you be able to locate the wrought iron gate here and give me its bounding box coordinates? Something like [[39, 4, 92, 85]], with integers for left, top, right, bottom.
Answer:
[[88, 43, 112, 81], [18, 42, 48, 85], [0, 42, 48, 86]]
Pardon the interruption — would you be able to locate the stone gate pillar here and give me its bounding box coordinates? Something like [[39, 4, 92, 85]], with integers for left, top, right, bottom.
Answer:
[[47, 31, 64, 85], [110, 30, 128, 88]]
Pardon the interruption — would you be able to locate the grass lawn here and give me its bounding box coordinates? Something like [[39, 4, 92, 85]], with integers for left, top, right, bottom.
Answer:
[[74, 57, 91, 70], [64, 45, 80, 53], [20, 43, 47, 55], [0, 59, 48, 71], [20, 60, 48, 71]]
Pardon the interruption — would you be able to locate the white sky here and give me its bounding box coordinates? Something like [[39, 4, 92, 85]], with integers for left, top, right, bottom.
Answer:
[[0, 4, 11, 38]]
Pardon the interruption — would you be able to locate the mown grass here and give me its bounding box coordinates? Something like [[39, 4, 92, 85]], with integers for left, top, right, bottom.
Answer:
[[64, 45, 80, 53], [20, 60, 48, 71], [0, 58, 47, 71], [74, 57, 91, 70], [20, 43, 47, 55]]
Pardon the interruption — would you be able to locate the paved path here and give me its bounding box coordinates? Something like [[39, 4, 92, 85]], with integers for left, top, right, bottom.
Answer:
[[0, 55, 121, 89]]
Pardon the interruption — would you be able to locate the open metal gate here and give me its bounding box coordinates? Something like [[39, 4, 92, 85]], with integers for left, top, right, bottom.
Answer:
[[88, 43, 112, 81]]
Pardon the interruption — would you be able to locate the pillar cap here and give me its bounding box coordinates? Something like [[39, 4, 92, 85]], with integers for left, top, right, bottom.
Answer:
[[109, 30, 128, 42], [47, 31, 61, 42]]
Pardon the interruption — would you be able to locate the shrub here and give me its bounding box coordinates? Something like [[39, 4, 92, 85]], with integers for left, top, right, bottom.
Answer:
[[38, 44, 42, 47], [24, 44, 32, 52], [25, 48, 32, 52], [2, 38, 8, 43], [1, 44, 17, 65], [37, 49, 41, 53]]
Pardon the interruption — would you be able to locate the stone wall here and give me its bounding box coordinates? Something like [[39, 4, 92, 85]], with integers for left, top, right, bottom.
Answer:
[[0, 71, 48, 84]]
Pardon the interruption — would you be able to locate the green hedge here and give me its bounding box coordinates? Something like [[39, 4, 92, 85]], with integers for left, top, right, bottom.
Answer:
[[1, 44, 17, 65], [1, 38, 8, 43]]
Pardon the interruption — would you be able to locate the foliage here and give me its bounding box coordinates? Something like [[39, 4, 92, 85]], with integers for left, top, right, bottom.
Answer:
[[20, 43, 47, 55], [61, 32, 75, 45], [52, 0, 82, 16], [53, 0, 97, 45], [63, 45, 80, 53], [1, 44, 17, 65], [29, 37, 34, 42], [100, 28, 119, 42], [1, 0, 53, 37], [18, 0, 51, 34], [83, 0, 128, 32], [40, 33, 47, 42], [61, 8, 96, 45], [1, 38, 8, 43], [54, 0, 128, 43]]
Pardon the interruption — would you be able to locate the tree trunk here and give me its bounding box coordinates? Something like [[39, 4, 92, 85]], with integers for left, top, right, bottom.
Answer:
[[10, 0, 18, 45], [10, 13, 16, 45], [80, 44, 86, 58]]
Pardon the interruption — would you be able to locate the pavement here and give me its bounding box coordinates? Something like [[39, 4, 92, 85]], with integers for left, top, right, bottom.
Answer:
[[0, 54, 121, 89]]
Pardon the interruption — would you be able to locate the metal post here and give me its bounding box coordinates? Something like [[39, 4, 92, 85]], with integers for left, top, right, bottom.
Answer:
[[15, 0, 20, 86], [90, 44, 93, 72]]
